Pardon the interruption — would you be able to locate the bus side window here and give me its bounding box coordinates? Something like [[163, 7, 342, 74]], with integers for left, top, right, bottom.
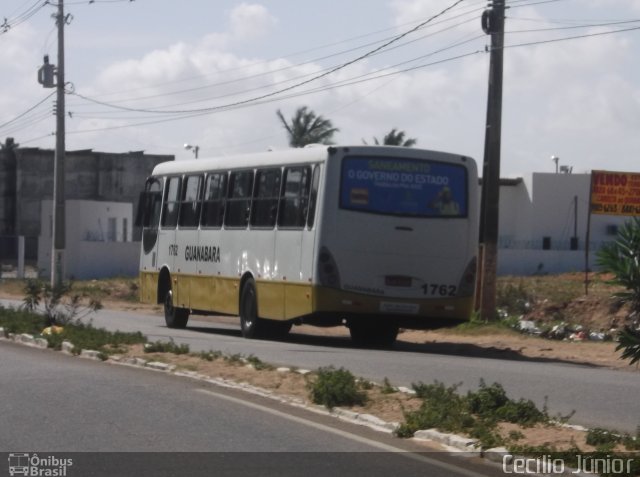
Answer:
[[279, 166, 311, 229], [140, 178, 162, 228], [201, 173, 227, 228], [251, 168, 281, 228], [225, 170, 254, 228], [178, 175, 202, 228], [307, 165, 321, 228], [161, 176, 181, 229]]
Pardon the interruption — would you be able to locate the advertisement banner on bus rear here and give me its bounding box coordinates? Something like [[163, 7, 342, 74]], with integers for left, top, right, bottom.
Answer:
[[340, 157, 468, 217]]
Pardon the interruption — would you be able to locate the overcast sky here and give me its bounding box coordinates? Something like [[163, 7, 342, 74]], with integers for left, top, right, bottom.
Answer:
[[1, 0, 639, 177]]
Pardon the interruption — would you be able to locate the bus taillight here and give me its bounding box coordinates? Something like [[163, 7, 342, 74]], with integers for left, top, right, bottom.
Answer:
[[318, 246, 341, 288]]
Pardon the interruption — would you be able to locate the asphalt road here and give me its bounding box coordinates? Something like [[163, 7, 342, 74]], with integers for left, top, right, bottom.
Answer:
[[2, 298, 639, 433], [0, 341, 504, 477]]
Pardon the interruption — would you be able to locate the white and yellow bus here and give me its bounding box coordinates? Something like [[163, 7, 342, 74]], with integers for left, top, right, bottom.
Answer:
[[139, 145, 478, 346]]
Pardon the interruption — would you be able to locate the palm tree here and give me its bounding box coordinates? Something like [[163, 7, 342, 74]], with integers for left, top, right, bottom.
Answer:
[[276, 106, 339, 147], [365, 128, 417, 147]]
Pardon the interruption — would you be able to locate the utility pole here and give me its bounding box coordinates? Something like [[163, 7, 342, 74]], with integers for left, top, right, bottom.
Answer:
[[479, 0, 505, 320], [52, 0, 67, 287]]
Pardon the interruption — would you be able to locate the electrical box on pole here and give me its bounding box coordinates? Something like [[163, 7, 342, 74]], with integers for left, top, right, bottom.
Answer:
[[37, 55, 56, 88]]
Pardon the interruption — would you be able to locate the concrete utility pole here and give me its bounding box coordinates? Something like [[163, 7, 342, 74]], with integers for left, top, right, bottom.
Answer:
[[52, 0, 67, 287], [479, 0, 505, 320]]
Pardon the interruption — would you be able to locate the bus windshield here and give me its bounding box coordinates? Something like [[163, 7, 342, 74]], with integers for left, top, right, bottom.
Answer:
[[340, 156, 468, 218]]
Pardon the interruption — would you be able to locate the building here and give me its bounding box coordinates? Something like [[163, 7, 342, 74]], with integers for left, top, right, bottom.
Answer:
[[38, 199, 139, 279], [0, 144, 172, 262], [493, 172, 632, 275], [0, 143, 174, 277]]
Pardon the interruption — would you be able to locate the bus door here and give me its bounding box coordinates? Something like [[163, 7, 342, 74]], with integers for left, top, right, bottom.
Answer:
[[250, 168, 282, 319], [157, 175, 181, 295], [174, 174, 203, 309], [275, 165, 317, 319], [139, 177, 163, 303]]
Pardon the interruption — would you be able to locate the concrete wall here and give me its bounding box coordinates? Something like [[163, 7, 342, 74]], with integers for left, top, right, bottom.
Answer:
[[38, 200, 141, 279], [8, 148, 172, 239]]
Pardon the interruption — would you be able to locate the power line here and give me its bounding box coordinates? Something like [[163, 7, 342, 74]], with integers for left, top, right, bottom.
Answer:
[[66, 49, 485, 136], [502, 24, 640, 50], [68, 17, 481, 114], [1, 0, 48, 35], [62, 15, 640, 138], [70, 0, 467, 115], [85, 1, 487, 101], [69, 31, 486, 120], [0, 91, 55, 130]]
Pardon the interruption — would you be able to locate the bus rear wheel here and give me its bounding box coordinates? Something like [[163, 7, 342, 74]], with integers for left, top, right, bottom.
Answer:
[[348, 319, 399, 348], [164, 289, 189, 329]]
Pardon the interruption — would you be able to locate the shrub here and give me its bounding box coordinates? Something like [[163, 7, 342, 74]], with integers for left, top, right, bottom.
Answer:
[[246, 354, 273, 371], [597, 218, 640, 365], [22, 279, 102, 326], [309, 366, 367, 409], [396, 380, 550, 447], [396, 382, 476, 438], [468, 381, 546, 427]]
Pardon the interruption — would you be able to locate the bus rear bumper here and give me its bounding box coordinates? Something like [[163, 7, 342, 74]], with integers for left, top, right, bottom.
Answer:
[[311, 286, 474, 328]]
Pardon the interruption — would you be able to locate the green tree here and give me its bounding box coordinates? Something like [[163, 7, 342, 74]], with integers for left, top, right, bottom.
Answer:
[[365, 128, 417, 147], [597, 217, 640, 365], [276, 106, 339, 147]]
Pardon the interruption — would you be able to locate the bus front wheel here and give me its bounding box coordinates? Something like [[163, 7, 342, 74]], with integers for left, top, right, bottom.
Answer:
[[164, 289, 189, 329], [240, 279, 264, 339], [348, 319, 399, 348]]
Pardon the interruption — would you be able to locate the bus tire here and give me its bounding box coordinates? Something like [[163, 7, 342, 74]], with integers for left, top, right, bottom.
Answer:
[[348, 319, 398, 348], [164, 288, 189, 329], [239, 279, 264, 339]]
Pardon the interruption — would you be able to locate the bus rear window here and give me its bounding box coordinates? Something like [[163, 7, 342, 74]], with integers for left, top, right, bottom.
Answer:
[[340, 157, 468, 218]]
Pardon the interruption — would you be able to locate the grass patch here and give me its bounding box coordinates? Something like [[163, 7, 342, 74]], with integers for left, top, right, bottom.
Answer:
[[46, 322, 146, 355], [1, 305, 146, 355], [191, 350, 223, 362], [144, 339, 190, 355], [308, 366, 367, 409], [0, 306, 48, 335]]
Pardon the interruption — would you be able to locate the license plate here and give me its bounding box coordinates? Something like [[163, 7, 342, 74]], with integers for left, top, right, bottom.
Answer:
[[380, 302, 420, 315], [385, 275, 412, 287]]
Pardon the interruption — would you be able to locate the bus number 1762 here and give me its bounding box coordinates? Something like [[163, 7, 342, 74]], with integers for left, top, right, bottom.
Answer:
[[421, 284, 457, 297]]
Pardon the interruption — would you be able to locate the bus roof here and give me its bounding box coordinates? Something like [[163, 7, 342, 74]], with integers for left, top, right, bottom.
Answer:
[[150, 145, 474, 176], [152, 145, 331, 176]]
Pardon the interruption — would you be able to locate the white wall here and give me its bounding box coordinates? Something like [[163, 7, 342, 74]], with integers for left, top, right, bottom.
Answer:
[[38, 200, 140, 279]]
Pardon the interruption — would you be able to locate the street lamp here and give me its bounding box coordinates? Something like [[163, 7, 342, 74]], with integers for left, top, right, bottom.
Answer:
[[184, 143, 200, 159], [551, 155, 559, 174]]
